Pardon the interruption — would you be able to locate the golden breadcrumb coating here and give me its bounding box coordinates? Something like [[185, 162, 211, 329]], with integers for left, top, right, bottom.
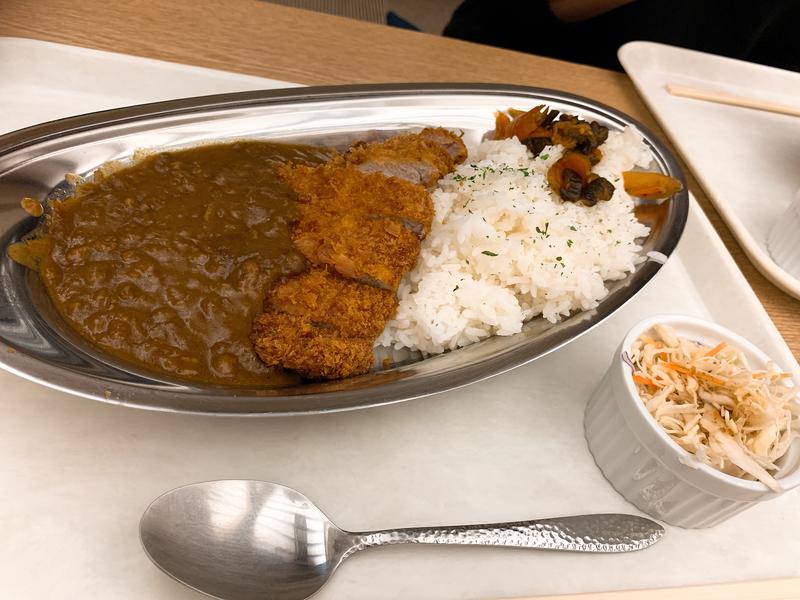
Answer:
[[251, 128, 467, 380]]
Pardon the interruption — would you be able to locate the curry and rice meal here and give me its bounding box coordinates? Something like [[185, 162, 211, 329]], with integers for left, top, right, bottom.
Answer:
[[8, 106, 681, 385]]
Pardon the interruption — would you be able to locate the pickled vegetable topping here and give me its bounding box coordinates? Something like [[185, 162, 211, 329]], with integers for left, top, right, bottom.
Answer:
[[494, 105, 683, 203]]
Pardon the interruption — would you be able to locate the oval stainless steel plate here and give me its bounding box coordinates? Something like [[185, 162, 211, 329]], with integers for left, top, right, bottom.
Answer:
[[0, 84, 688, 415]]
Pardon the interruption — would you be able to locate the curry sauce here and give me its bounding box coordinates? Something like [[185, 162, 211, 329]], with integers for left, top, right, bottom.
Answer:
[[13, 141, 333, 386]]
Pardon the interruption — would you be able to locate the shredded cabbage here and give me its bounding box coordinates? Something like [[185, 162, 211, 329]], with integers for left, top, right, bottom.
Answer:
[[630, 324, 799, 493]]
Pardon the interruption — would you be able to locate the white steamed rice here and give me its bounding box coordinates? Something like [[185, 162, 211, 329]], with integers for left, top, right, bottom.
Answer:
[[376, 127, 653, 355]]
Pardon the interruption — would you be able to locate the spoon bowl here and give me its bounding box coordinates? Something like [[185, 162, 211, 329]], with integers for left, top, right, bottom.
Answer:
[[140, 480, 664, 600], [140, 480, 344, 600]]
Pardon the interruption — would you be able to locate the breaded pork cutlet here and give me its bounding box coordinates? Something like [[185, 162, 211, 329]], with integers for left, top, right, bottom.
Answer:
[[293, 207, 421, 290], [280, 162, 434, 237], [418, 127, 469, 163], [251, 128, 467, 380], [263, 268, 397, 338], [284, 162, 429, 289], [252, 312, 375, 379], [252, 268, 397, 379], [345, 127, 467, 187]]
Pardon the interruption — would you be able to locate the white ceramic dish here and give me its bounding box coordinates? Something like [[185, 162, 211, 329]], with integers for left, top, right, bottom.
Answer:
[[585, 314, 800, 528], [618, 41, 800, 300], [3, 38, 800, 599]]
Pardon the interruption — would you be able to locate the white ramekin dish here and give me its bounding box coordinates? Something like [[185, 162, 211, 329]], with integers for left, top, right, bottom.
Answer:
[[767, 190, 800, 280], [584, 314, 800, 528]]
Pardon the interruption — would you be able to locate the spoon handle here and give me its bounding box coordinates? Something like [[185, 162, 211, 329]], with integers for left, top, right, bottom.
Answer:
[[349, 514, 662, 554]]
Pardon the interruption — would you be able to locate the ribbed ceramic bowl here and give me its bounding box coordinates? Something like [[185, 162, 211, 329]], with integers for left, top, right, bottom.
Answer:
[[584, 314, 800, 528], [767, 189, 800, 280]]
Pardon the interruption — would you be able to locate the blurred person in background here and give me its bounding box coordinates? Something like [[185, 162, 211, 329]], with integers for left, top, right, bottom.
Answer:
[[444, 0, 800, 72]]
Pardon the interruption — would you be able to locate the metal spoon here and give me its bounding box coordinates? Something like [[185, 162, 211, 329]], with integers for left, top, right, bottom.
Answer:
[[140, 480, 664, 600]]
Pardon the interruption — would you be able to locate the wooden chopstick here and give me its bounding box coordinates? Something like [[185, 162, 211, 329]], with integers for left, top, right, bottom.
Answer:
[[665, 83, 800, 118]]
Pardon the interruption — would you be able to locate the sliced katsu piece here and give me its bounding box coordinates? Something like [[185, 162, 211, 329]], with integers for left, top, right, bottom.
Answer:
[[263, 268, 397, 338], [251, 269, 397, 379], [279, 162, 434, 237], [344, 127, 467, 187], [251, 128, 467, 380], [251, 312, 376, 380], [418, 127, 469, 163], [292, 206, 421, 290]]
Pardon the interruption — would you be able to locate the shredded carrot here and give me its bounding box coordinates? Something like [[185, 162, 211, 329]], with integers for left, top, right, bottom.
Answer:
[[660, 361, 692, 375], [633, 373, 656, 387], [705, 342, 726, 357], [696, 371, 726, 386], [661, 361, 725, 385], [752, 371, 793, 379]]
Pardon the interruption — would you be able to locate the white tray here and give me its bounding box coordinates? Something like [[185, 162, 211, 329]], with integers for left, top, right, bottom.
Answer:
[[618, 41, 800, 300], [1, 37, 799, 600]]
